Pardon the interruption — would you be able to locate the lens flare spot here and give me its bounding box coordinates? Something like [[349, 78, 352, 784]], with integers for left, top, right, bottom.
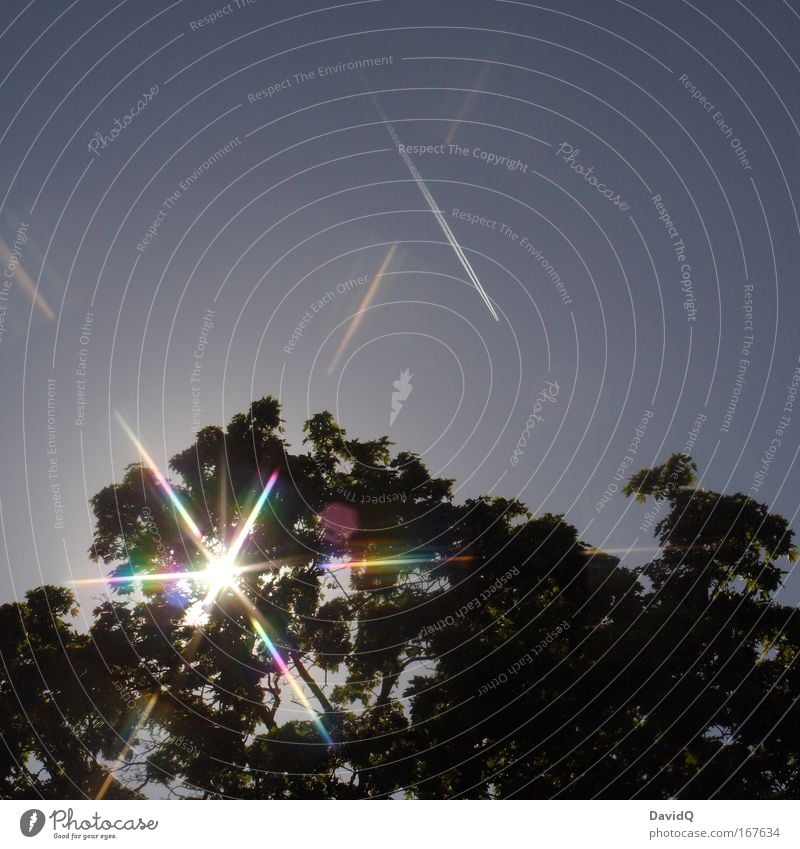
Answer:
[[320, 501, 359, 544]]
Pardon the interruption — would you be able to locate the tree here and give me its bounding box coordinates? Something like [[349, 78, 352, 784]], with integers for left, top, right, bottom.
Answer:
[[0, 586, 141, 798], [1, 398, 798, 799]]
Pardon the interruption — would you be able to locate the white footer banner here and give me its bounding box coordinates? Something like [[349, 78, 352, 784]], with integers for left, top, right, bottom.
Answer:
[[0, 800, 795, 848]]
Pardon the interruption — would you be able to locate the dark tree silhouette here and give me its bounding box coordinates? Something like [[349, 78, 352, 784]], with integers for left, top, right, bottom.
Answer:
[[1, 399, 798, 799]]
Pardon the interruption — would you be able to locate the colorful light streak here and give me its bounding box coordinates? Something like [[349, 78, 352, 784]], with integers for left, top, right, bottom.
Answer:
[[104, 416, 279, 608], [88, 421, 334, 754], [70, 560, 269, 589], [226, 470, 279, 563], [201, 469, 278, 608], [241, 591, 333, 746], [328, 243, 398, 373], [96, 692, 159, 800], [0, 227, 56, 321], [445, 62, 493, 145], [321, 554, 474, 572], [582, 545, 667, 556], [115, 413, 209, 555]]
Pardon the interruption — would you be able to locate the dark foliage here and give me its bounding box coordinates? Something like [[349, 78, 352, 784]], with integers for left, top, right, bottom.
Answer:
[[2, 400, 798, 799]]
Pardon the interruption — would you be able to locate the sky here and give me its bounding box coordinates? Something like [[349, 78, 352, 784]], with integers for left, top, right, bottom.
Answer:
[[1, 0, 799, 610]]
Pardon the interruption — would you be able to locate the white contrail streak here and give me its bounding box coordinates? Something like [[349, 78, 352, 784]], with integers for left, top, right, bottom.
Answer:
[[365, 86, 500, 322]]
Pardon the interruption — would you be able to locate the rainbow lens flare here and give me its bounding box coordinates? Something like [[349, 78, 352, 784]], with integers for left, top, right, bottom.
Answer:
[[85, 419, 333, 776]]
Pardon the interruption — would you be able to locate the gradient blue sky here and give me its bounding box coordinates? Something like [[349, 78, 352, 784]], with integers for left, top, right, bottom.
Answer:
[[1, 0, 799, 609]]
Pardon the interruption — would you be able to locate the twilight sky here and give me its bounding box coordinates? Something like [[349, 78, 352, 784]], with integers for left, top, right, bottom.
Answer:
[[1, 0, 799, 609]]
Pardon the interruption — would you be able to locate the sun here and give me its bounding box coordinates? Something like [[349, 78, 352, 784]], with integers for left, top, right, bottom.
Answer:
[[202, 554, 240, 608], [206, 554, 237, 585]]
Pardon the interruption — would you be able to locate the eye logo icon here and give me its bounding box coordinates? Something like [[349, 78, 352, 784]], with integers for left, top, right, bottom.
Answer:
[[20, 810, 45, 837]]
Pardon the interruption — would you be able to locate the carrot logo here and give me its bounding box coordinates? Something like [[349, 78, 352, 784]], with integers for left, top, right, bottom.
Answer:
[[390, 369, 413, 425], [20, 809, 45, 837]]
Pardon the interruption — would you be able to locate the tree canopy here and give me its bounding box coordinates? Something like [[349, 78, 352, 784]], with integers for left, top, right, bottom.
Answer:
[[1, 398, 798, 799]]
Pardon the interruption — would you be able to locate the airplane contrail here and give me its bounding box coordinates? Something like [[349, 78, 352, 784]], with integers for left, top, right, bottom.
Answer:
[[360, 79, 500, 322]]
